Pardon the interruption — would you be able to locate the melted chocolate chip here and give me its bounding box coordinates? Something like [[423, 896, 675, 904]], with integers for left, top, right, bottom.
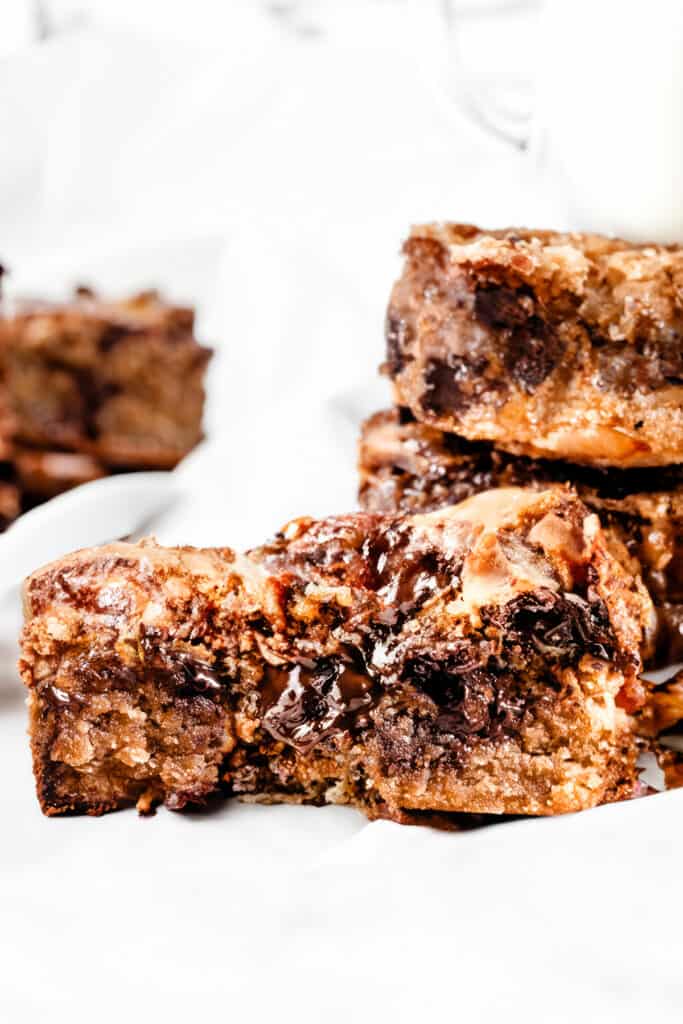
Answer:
[[362, 522, 454, 622], [176, 655, 224, 695], [397, 406, 416, 425], [404, 655, 525, 743], [40, 655, 139, 719], [483, 588, 616, 666], [261, 652, 376, 753], [248, 613, 274, 638], [42, 684, 84, 709], [502, 317, 560, 392], [422, 356, 493, 415], [140, 637, 225, 698], [373, 655, 527, 774], [72, 657, 139, 694]]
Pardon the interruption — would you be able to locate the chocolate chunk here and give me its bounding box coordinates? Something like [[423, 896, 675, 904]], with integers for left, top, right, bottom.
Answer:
[[140, 637, 225, 698], [373, 655, 527, 775], [421, 355, 492, 415], [363, 521, 454, 620], [502, 317, 561, 392], [261, 652, 375, 752], [474, 285, 561, 393], [404, 655, 526, 742], [484, 588, 616, 666], [42, 684, 84, 709], [397, 406, 416, 425], [80, 657, 140, 693], [474, 285, 534, 329]]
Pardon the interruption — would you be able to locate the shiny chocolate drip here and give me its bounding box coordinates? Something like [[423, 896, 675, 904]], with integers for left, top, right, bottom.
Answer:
[[139, 636, 225, 698], [261, 653, 375, 753], [362, 522, 453, 623]]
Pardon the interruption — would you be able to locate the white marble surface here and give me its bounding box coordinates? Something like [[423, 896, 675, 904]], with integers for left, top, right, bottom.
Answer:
[[1, 5, 682, 1022]]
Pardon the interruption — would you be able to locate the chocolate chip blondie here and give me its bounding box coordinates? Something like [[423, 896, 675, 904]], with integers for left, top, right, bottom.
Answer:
[[21, 488, 652, 820], [0, 286, 211, 473], [386, 224, 683, 467]]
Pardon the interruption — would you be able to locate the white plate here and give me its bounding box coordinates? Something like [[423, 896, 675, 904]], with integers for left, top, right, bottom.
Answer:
[[0, 470, 180, 593]]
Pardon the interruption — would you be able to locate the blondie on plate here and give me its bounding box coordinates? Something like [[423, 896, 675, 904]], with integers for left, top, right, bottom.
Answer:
[[21, 489, 651, 821]]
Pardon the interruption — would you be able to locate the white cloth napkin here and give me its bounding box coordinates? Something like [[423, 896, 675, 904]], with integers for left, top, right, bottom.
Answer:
[[1, 11, 681, 1023]]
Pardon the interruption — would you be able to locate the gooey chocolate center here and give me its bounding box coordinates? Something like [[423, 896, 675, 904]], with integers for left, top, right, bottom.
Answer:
[[261, 654, 375, 753]]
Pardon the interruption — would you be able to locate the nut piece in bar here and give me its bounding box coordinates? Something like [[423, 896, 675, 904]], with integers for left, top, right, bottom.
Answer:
[[21, 488, 651, 821], [386, 224, 683, 467], [0, 288, 212, 470], [359, 409, 683, 665]]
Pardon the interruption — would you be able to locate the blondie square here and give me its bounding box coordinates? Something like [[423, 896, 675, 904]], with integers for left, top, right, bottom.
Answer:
[[21, 488, 651, 820], [386, 224, 683, 467]]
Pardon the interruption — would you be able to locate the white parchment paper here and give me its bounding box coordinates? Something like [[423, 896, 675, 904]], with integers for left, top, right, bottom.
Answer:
[[1, 8, 681, 1021]]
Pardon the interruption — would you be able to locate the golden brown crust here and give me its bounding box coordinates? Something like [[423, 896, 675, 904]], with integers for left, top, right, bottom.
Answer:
[[387, 224, 683, 467], [21, 492, 651, 821]]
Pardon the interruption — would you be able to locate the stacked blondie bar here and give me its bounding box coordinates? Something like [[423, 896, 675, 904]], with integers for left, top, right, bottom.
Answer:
[[360, 224, 683, 668], [0, 280, 211, 527]]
